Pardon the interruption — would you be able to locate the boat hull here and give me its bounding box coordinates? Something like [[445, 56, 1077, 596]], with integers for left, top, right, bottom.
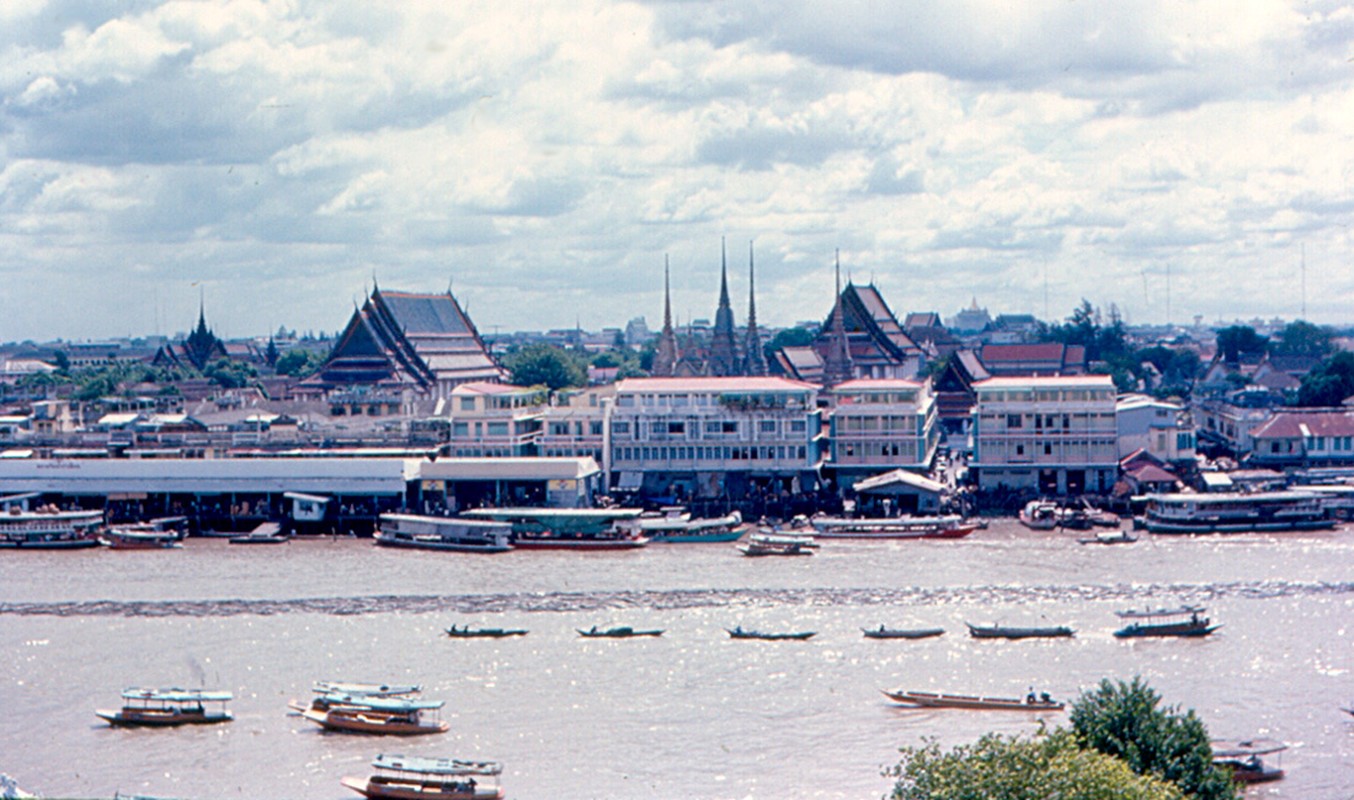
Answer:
[[512, 537, 647, 550], [0, 536, 99, 549], [967, 624, 1074, 639], [1114, 622, 1219, 638], [882, 690, 1063, 711], [1145, 518, 1336, 535], [341, 775, 503, 800], [376, 535, 511, 553], [862, 627, 945, 639], [96, 709, 233, 726], [301, 709, 448, 735], [576, 628, 663, 638], [445, 628, 528, 638]]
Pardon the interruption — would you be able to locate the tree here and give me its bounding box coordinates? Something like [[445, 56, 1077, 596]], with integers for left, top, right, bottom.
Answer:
[[889, 728, 1185, 800], [1216, 326, 1267, 365], [1271, 320, 1334, 359], [1071, 677, 1237, 800], [763, 327, 815, 363], [505, 343, 586, 391], [1297, 351, 1354, 407], [275, 349, 323, 378]]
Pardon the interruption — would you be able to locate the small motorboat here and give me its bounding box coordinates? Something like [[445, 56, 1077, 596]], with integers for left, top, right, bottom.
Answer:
[[882, 688, 1064, 711], [1211, 738, 1287, 783], [341, 754, 504, 799], [1018, 501, 1060, 531], [736, 529, 819, 556], [966, 622, 1074, 639], [726, 626, 816, 641], [1077, 529, 1138, 545], [862, 625, 945, 640], [228, 521, 289, 544], [576, 626, 664, 638], [445, 625, 528, 638], [96, 688, 234, 726]]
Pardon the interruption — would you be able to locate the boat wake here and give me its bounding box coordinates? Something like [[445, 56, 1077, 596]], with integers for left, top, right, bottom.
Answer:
[[1, 580, 1350, 618]]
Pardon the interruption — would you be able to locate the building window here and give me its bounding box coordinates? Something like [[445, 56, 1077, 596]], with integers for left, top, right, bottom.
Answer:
[[460, 398, 475, 411], [1007, 415, 1022, 429]]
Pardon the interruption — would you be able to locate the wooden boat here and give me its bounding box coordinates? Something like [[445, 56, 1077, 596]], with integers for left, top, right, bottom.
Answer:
[[1141, 491, 1336, 534], [966, 622, 1074, 639], [228, 521, 289, 544], [1018, 500, 1060, 530], [462, 507, 648, 550], [862, 625, 945, 640], [1076, 529, 1138, 545], [809, 515, 977, 540], [376, 514, 513, 553], [1211, 738, 1287, 783], [1114, 606, 1219, 638], [0, 507, 103, 549], [96, 688, 233, 726], [576, 626, 663, 638], [445, 624, 528, 638], [726, 626, 815, 641], [341, 754, 504, 799], [882, 688, 1064, 711], [301, 696, 448, 735], [630, 509, 750, 544], [289, 681, 423, 714], [736, 530, 819, 556]]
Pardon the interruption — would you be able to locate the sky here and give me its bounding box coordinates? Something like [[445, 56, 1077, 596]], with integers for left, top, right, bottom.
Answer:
[[1, 1, 1351, 343]]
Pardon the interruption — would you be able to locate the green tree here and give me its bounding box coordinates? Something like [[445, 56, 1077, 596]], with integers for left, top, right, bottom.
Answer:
[[203, 358, 258, 390], [1216, 326, 1267, 365], [763, 327, 815, 363], [1071, 677, 1237, 800], [505, 343, 586, 391], [889, 728, 1184, 800], [1271, 320, 1334, 359], [1297, 351, 1354, 407], [275, 349, 323, 378]]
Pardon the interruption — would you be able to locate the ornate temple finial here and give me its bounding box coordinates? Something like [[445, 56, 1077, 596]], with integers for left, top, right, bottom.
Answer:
[[743, 239, 767, 376], [823, 249, 854, 386], [708, 236, 740, 376], [653, 256, 680, 377]]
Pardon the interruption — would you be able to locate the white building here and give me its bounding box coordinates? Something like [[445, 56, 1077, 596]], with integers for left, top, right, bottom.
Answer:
[[1115, 394, 1196, 462], [970, 375, 1118, 495], [827, 378, 939, 486], [444, 382, 546, 458], [608, 377, 822, 499]]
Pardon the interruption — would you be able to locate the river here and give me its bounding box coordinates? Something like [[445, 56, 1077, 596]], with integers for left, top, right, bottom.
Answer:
[[2, 520, 1351, 799]]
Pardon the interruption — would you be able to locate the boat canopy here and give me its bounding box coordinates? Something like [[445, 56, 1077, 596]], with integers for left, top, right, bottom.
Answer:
[[372, 754, 503, 776], [853, 469, 945, 495], [321, 694, 444, 712], [121, 688, 233, 703], [1210, 738, 1287, 758], [1114, 605, 1205, 618], [312, 681, 421, 696]]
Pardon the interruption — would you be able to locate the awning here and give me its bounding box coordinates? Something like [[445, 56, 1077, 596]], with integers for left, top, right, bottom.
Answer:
[[1200, 472, 1234, 489], [283, 491, 331, 504], [854, 469, 946, 495], [617, 472, 643, 490]]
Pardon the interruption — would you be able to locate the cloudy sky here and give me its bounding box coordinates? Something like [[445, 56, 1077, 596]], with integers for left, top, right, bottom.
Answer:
[[1, 1, 1351, 343]]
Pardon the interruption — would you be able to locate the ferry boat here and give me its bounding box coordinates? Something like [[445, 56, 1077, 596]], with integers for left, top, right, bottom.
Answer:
[[289, 681, 423, 714], [95, 688, 234, 726], [809, 514, 976, 540], [1140, 491, 1336, 534], [0, 507, 103, 549], [300, 695, 449, 736], [375, 514, 513, 553], [341, 754, 504, 800], [882, 688, 1064, 711], [627, 509, 750, 543], [461, 507, 648, 550], [1113, 605, 1218, 638]]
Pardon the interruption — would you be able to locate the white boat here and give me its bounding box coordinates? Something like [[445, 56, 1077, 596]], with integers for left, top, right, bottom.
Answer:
[[736, 529, 819, 557], [462, 507, 648, 550], [1018, 501, 1060, 531], [1141, 491, 1336, 534], [0, 507, 103, 549], [341, 754, 504, 799], [375, 514, 513, 553], [810, 514, 977, 540], [628, 509, 749, 543]]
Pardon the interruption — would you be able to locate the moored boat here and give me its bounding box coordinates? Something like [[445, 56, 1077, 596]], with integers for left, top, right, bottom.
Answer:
[[809, 515, 976, 540], [228, 521, 289, 544], [462, 507, 648, 550], [1141, 491, 1336, 534], [862, 625, 945, 640], [1113, 606, 1218, 638], [1076, 529, 1138, 545], [300, 696, 448, 735], [576, 625, 663, 638], [289, 681, 423, 714], [881, 688, 1064, 711], [375, 514, 513, 553], [628, 509, 749, 543], [100, 519, 186, 550], [96, 688, 233, 726], [736, 530, 819, 556], [726, 625, 815, 641], [1211, 738, 1287, 783], [445, 624, 528, 638], [0, 507, 103, 549], [966, 622, 1074, 639], [1018, 500, 1060, 531], [341, 754, 504, 800]]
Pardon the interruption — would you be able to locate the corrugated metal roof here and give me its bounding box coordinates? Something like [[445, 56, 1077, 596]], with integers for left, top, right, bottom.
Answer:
[[419, 457, 600, 481], [0, 458, 415, 495]]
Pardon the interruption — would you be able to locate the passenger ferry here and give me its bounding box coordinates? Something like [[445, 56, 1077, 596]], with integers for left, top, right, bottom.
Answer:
[[809, 514, 976, 540], [375, 514, 513, 553], [341, 754, 504, 800], [95, 688, 234, 726], [0, 507, 103, 549], [1140, 491, 1337, 534], [461, 507, 647, 550]]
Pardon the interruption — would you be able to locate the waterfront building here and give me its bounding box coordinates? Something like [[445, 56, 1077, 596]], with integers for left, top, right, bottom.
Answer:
[[608, 377, 822, 500], [1115, 393, 1196, 463], [299, 285, 503, 414], [826, 378, 939, 489], [969, 375, 1118, 495], [1194, 389, 1279, 457], [443, 382, 547, 458], [537, 385, 613, 464], [1247, 410, 1354, 468], [931, 350, 990, 439]]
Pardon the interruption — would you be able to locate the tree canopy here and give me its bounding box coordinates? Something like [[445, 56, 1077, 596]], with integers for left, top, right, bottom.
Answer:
[[1271, 320, 1334, 359], [1297, 351, 1354, 407], [504, 343, 587, 391], [1215, 326, 1267, 364], [889, 728, 1185, 800], [1071, 677, 1237, 800]]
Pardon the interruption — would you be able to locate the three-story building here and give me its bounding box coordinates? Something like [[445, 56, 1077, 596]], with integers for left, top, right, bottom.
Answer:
[[827, 378, 939, 488]]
